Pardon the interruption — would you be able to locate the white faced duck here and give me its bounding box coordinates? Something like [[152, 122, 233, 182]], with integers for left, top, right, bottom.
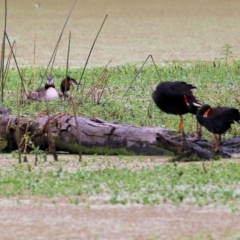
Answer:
[[29, 76, 61, 101]]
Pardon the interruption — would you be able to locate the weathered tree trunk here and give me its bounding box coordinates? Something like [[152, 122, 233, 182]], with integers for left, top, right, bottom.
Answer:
[[0, 109, 239, 160]]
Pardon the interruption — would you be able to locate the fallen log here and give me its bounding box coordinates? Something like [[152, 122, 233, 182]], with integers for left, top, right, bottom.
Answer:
[[0, 108, 239, 160]]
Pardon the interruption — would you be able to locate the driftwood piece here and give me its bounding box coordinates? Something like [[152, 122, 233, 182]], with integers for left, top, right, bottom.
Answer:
[[0, 109, 239, 160]]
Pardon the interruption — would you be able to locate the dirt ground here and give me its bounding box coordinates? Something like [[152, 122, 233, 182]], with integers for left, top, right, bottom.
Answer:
[[1, 0, 240, 67], [1, 155, 240, 240], [1, 199, 240, 240]]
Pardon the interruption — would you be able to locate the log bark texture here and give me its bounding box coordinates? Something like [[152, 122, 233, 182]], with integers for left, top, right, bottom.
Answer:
[[0, 108, 239, 160]]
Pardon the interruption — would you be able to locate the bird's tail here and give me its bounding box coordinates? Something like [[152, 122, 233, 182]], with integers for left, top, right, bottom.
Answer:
[[219, 108, 240, 123]]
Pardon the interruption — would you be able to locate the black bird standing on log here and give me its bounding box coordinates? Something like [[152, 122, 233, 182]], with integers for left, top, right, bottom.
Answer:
[[152, 81, 201, 135], [196, 104, 240, 151]]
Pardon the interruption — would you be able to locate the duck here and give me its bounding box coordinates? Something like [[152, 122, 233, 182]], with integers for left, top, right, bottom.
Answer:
[[196, 104, 240, 151], [152, 81, 201, 134], [29, 76, 61, 101], [60, 76, 78, 97]]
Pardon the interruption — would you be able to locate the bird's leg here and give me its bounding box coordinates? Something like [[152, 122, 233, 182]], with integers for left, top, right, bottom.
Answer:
[[196, 122, 202, 137], [213, 134, 220, 152], [178, 115, 184, 134], [169, 115, 186, 147], [219, 134, 222, 144], [178, 115, 188, 148]]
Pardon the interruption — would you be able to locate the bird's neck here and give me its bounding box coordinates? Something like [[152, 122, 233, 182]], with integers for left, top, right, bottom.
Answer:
[[45, 84, 55, 89]]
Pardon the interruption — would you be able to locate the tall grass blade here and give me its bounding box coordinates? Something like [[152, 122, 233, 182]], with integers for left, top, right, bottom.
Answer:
[[66, 31, 71, 77], [33, 34, 37, 89], [16, 86, 21, 164], [64, 31, 72, 93], [77, 14, 108, 92], [3, 40, 15, 90], [5, 32, 28, 98], [122, 54, 161, 100], [39, 0, 76, 87], [0, 0, 7, 103], [70, 97, 82, 162]]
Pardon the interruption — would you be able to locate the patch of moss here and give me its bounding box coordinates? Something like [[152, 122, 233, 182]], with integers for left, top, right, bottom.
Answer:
[[169, 152, 203, 162], [82, 146, 136, 155], [55, 138, 136, 155]]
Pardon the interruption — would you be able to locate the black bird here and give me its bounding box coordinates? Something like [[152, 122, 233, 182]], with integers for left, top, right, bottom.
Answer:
[[196, 104, 240, 151], [60, 76, 78, 95], [152, 81, 201, 134]]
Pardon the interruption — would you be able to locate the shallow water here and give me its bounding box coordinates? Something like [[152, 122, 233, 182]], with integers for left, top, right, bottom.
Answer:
[[1, 0, 240, 67]]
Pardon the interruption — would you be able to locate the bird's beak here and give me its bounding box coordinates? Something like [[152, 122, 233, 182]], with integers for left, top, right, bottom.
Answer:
[[69, 79, 78, 90], [193, 102, 201, 107], [70, 79, 78, 85]]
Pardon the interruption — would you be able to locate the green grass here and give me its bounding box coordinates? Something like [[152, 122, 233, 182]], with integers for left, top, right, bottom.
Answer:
[[2, 60, 240, 143], [1, 60, 240, 207], [1, 159, 240, 207]]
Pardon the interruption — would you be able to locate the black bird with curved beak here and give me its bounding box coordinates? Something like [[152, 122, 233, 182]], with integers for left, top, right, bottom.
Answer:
[[152, 81, 201, 135], [60, 76, 78, 95], [196, 104, 240, 151]]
